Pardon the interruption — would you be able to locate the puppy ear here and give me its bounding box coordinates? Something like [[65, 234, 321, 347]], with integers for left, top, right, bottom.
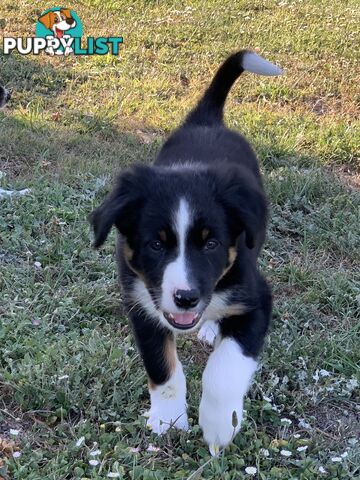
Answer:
[[216, 168, 268, 249], [38, 11, 55, 30], [60, 8, 72, 18], [90, 165, 150, 248]]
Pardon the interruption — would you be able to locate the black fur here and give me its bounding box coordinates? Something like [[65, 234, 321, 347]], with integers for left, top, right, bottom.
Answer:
[[0, 86, 11, 108], [185, 50, 248, 126], [91, 50, 273, 386]]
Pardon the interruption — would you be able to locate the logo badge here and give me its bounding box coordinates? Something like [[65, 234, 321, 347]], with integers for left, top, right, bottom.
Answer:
[[2, 7, 123, 56], [36, 7, 83, 55]]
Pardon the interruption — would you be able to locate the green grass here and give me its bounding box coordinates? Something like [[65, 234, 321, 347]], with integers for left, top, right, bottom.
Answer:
[[0, 1, 359, 479]]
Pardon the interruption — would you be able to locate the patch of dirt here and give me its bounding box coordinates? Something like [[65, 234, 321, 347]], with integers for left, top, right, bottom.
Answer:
[[329, 164, 360, 190], [0, 156, 24, 178], [181, 332, 212, 366], [315, 400, 360, 444]]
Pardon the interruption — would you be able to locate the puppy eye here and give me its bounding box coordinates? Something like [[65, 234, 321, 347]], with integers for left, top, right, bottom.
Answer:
[[204, 239, 219, 250], [150, 240, 163, 251]]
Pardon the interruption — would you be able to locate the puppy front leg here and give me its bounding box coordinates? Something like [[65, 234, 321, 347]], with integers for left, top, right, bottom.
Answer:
[[132, 315, 188, 434], [199, 282, 271, 454], [199, 337, 257, 455]]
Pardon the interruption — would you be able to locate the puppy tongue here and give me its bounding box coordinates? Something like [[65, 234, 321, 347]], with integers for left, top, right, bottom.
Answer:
[[173, 313, 196, 325], [55, 27, 64, 38]]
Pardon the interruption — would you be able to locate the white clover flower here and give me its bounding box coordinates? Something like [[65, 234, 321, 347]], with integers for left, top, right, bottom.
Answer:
[[319, 466, 327, 474], [297, 446, 308, 452], [12, 451, 22, 458], [340, 451, 348, 458], [245, 466, 257, 475], [331, 457, 342, 462], [280, 449, 292, 457], [90, 450, 101, 456], [89, 459, 100, 466], [9, 429, 19, 436], [147, 444, 160, 452], [75, 436, 85, 447], [271, 376, 280, 387], [107, 473, 120, 478], [319, 369, 330, 377], [259, 448, 270, 457], [298, 418, 312, 429], [293, 434, 301, 439], [346, 378, 358, 391], [280, 418, 292, 425]]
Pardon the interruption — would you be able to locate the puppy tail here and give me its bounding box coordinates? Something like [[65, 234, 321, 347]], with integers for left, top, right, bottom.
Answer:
[[185, 50, 282, 126]]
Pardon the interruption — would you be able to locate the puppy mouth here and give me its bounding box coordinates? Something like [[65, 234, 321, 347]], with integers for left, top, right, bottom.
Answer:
[[163, 311, 203, 330], [55, 27, 64, 38]]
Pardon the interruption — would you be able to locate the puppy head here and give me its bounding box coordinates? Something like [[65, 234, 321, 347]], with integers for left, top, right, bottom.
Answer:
[[90, 164, 267, 332], [38, 9, 76, 34], [0, 86, 11, 108]]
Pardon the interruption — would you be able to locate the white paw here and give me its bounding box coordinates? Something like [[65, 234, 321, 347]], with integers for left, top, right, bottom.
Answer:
[[199, 338, 257, 455], [197, 320, 219, 346], [147, 359, 188, 435], [199, 392, 243, 455], [146, 405, 189, 434]]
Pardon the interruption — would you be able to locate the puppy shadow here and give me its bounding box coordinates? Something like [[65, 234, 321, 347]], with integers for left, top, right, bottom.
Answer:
[[0, 53, 72, 99]]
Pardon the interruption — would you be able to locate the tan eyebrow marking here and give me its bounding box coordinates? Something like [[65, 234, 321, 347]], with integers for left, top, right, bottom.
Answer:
[[159, 230, 167, 242], [201, 228, 210, 240]]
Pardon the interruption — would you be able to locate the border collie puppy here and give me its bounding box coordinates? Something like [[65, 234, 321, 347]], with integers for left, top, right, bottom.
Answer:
[[91, 50, 282, 455], [0, 86, 11, 108]]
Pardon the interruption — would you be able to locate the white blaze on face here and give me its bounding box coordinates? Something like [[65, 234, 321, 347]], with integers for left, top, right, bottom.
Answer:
[[53, 11, 75, 35], [161, 198, 191, 313]]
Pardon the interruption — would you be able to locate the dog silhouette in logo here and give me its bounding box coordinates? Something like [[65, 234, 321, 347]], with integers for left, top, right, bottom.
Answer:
[[38, 8, 76, 56]]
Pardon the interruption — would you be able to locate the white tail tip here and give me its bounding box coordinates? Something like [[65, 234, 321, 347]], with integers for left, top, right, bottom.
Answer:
[[242, 52, 283, 76]]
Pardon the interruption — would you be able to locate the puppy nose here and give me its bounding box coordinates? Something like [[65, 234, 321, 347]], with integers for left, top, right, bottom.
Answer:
[[174, 289, 200, 309], [66, 17, 75, 25]]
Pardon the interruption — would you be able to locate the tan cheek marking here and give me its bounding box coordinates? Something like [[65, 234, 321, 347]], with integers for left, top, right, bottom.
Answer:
[[228, 246, 237, 265], [217, 246, 238, 283], [224, 303, 246, 316], [123, 243, 148, 284], [123, 242, 134, 261]]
